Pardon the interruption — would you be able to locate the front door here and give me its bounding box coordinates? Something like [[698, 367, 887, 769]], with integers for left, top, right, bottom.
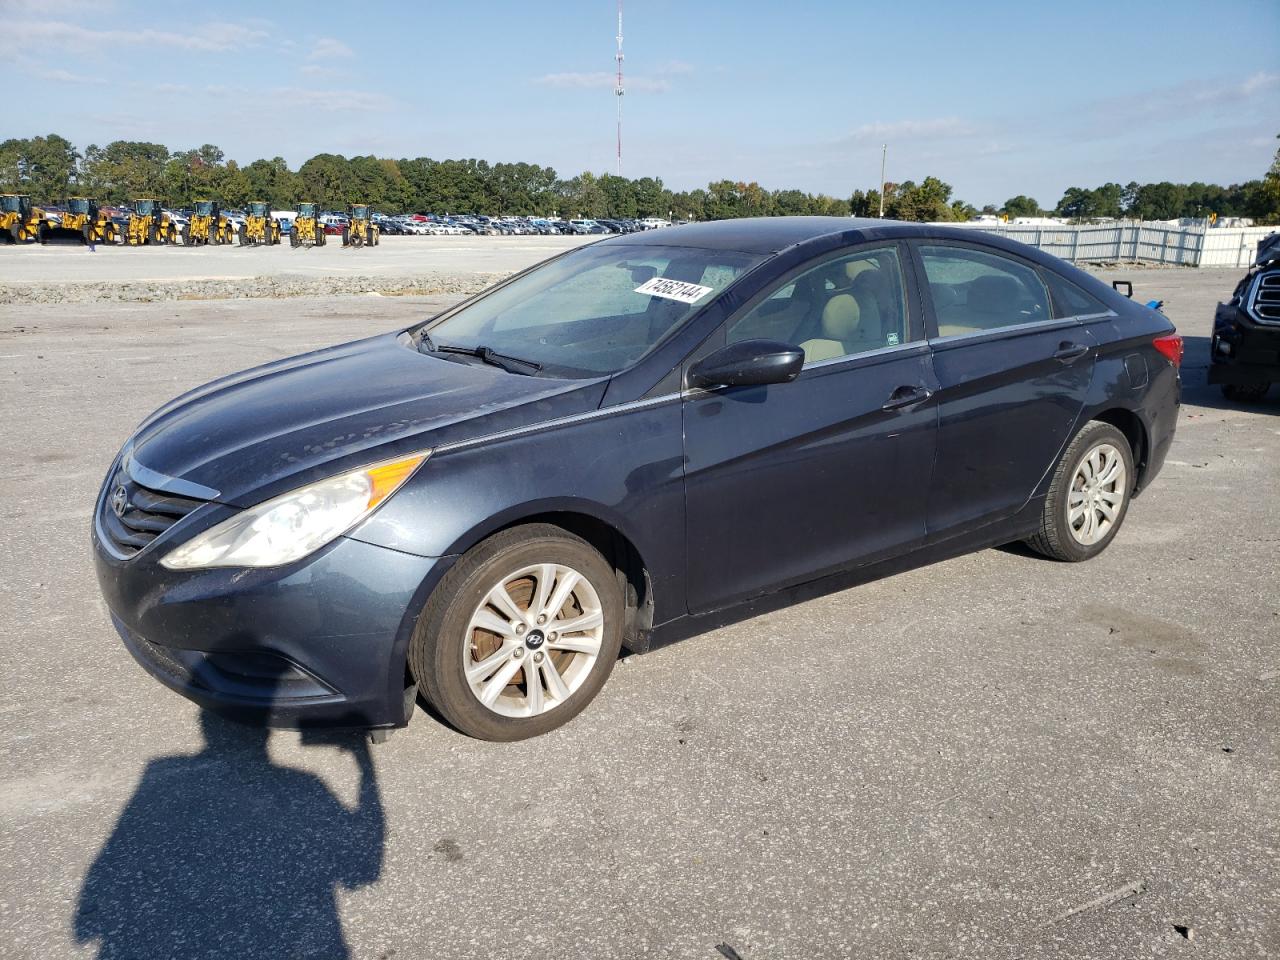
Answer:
[[683, 243, 938, 614]]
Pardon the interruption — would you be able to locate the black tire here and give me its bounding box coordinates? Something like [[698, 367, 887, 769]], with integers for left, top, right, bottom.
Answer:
[[1221, 383, 1270, 402], [341, 225, 350, 247], [290, 228, 300, 248], [181, 224, 191, 246], [147, 223, 157, 245], [410, 524, 624, 741], [371, 228, 379, 247], [239, 223, 249, 246], [1026, 420, 1135, 562], [317, 227, 326, 246]]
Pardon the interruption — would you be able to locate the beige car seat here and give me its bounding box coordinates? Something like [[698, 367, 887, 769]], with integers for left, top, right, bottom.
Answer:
[[800, 293, 882, 361]]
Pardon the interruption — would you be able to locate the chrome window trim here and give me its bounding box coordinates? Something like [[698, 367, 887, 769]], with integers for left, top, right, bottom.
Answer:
[[927, 315, 1082, 347], [800, 339, 929, 371]]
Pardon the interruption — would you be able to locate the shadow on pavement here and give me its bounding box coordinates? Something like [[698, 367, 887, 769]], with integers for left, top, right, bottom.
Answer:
[[74, 706, 383, 960]]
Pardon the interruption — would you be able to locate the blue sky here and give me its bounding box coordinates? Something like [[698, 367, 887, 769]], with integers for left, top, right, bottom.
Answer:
[[4, 0, 1278, 207]]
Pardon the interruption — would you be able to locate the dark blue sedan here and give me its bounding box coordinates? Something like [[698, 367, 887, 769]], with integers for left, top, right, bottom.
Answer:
[[93, 217, 1182, 740]]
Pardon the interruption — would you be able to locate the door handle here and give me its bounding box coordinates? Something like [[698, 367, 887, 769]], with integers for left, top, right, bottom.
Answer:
[[1053, 341, 1090, 363], [882, 384, 933, 411]]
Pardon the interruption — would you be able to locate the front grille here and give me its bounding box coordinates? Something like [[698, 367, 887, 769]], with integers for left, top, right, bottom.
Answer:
[[1250, 272, 1280, 325], [99, 468, 206, 558]]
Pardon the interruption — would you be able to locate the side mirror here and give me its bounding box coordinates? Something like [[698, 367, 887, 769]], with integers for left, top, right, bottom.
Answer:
[[687, 339, 805, 390], [1112, 280, 1133, 299]]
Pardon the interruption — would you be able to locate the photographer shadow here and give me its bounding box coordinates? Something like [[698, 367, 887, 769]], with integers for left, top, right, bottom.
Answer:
[[74, 703, 384, 960]]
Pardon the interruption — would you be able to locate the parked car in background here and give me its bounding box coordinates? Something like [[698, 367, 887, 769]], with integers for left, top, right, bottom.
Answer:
[[93, 217, 1180, 743], [1209, 232, 1280, 402]]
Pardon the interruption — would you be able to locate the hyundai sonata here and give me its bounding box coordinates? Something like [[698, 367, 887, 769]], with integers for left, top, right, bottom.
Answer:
[[93, 217, 1181, 740]]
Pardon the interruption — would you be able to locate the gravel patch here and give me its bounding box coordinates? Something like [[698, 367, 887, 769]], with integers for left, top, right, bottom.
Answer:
[[0, 271, 508, 305]]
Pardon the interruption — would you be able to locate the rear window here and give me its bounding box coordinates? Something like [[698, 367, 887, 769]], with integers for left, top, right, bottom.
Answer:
[[919, 245, 1051, 336]]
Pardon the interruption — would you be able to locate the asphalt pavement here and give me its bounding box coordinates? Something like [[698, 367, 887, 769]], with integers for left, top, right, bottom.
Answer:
[[0, 267, 1276, 959]]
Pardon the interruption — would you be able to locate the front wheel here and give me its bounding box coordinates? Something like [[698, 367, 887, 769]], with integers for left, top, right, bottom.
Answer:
[[410, 524, 623, 741], [1026, 421, 1134, 562]]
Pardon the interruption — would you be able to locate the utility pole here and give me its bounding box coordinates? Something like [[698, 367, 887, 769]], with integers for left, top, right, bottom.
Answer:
[[615, 0, 625, 177], [878, 143, 886, 218]]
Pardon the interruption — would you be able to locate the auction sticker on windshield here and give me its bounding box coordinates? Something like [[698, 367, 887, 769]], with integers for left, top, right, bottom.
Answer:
[[635, 277, 714, 304]]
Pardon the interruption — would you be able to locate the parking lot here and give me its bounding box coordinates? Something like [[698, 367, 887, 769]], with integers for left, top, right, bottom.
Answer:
[[0, 264, 1276, 958]]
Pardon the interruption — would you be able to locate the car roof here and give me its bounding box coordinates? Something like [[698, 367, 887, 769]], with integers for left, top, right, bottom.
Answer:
[[597, 216, 947, 255]]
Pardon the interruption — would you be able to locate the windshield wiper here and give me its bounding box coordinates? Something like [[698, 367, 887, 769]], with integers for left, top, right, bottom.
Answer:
[[427, 341, 543, 375]]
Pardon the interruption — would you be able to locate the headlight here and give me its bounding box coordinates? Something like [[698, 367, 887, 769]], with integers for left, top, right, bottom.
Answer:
[[160, 453, 428, 570]]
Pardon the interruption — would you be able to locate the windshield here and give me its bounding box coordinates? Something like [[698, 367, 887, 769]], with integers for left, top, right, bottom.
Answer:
[[352, 205, 369, 219], [69, 198, 90, 214], [298, 203, 317, 217], [1, 196, 22, 213], [249, 201, 267, 216], [422, 243, 764, 377], [135, 200, 157, 216], [194, 201, 213, 216]]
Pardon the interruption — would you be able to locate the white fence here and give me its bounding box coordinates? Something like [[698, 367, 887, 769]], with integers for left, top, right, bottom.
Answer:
[[940, 222, 1275, 268]]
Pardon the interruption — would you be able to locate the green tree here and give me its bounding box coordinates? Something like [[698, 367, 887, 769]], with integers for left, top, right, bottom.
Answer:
[[1001, 195, 1041, 218]]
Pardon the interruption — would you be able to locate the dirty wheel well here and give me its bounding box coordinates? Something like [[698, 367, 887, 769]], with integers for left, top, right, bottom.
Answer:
[[1092, 409, 1148, 488]]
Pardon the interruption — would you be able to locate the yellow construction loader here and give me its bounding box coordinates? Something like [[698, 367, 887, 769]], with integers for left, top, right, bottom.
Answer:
[[182, 199, 234, 246], [342, 203, 379, 247], [0, 194, 48, 243], [289, 201, 326, 248], [240, 201, 280, 246], [55, 197, 116, 245], [122, 199, 177, 246]]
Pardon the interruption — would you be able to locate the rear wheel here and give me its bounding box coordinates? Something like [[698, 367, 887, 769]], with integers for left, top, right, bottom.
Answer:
[[290, 228, 300, 248], [410, 524, 623, 741], [1222, 383, 1270, 402], [1027, 421, 1134, 562], [239, 223, 248, 246]]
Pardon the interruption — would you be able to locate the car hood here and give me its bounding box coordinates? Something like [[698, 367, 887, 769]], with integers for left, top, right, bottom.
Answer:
[[127, 332, 608, 506]]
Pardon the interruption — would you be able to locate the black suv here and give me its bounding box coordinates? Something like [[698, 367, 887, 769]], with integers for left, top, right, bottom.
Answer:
[[1210, 232, 1280, 401]]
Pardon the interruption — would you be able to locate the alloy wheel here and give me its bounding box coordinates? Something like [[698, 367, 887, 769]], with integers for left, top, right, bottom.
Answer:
[[1068, 442, 1127, 546], [463, 563, 604, 718]]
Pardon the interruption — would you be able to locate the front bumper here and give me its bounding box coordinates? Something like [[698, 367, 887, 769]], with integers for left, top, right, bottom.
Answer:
[[94, 523, 448, 729], [1208, 305, 1280, 385]]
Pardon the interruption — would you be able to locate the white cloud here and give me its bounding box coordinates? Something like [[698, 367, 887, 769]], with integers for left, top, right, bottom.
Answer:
[[535, 60, 693, 94], [842, 117, 976, 143], [30, 65, 106, 86], [9, 18, 267, 53], [299, 64, 327, 77], [536, 71, 671, 93], [308, 37, 354, 61]]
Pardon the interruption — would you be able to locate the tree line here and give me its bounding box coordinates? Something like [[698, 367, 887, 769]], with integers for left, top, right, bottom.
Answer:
[[2, 132, 1278, 223]]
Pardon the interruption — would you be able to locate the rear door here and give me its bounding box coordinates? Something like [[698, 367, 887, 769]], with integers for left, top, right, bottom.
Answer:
[[913, 241, 1096, 538], [683, 242, 938, 614]]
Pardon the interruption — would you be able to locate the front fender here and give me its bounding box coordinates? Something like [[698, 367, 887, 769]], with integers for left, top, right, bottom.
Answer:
[[348, 397, 688, 624]]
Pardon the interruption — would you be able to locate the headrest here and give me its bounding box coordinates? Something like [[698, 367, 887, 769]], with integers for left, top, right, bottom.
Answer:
[[850, 268, 887, 299], [968, 275, 1019, 313], [821, 293, 861, 339], [843, 259, 876, 283]]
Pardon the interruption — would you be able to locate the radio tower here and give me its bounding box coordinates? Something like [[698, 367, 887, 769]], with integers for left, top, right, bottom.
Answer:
[[615, 0, 624, 176]]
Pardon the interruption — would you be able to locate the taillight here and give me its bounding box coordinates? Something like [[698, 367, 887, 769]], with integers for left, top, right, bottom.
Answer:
[[1153, 333, 1183, 368]]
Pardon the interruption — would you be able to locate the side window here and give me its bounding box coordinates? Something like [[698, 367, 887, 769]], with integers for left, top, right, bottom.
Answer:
[[726, 246, 911, 363], [1041, 269, 1109, 319], [919, 245, 1051, 336]]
